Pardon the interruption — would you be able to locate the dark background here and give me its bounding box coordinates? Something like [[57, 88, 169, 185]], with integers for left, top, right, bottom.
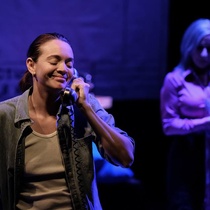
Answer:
[[0, 0, 210, 209]]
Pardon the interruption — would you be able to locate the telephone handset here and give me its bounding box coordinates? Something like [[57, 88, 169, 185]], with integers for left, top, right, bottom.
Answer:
[[60, 68, 79, 106]]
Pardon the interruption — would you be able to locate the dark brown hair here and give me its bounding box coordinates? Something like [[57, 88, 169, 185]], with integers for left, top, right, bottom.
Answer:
[[19, 32, 72, 92]]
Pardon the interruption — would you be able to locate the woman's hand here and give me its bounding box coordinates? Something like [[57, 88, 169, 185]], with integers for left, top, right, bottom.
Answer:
[[71, 77, 90, 107]]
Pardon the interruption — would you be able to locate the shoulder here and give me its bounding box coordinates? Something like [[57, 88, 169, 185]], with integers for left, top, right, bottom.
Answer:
[[0, 96, 19, 126], [0, 89, 29, 119], [162, 68, 190, 88], [0, 96, 20, 111]]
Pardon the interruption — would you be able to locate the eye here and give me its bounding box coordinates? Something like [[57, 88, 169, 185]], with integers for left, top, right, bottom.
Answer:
[[197, 46, 204, 52], [206, 47, 210, 53], [66, 61, 73, 68], [49, 59, 59, 65], [197, 45, 210, 53], [50, 62, 58, 65]]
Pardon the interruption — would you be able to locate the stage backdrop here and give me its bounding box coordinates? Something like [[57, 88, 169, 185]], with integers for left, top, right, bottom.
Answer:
[[0, 0, 169, 101]]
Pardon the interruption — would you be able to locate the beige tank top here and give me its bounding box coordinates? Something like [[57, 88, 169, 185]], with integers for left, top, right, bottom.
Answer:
[[16, 130, 72, 210]]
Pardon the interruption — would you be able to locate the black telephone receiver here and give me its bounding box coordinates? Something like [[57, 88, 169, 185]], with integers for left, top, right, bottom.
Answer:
[[61, 68, 78, 106]]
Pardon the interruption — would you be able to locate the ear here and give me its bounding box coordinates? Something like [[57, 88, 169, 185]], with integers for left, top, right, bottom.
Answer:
[[26, 58, 36, 75]]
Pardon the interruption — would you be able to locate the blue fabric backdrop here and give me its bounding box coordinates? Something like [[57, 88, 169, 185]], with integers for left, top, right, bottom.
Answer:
[[0, 0, 169, 100]]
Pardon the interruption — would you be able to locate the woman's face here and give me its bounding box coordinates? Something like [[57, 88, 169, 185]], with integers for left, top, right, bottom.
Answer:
[[28, 39, 74, 91], [191, 34, 210, 69]]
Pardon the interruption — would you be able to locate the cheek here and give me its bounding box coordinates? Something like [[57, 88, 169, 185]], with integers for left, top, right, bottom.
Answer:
[[66, 69, 75, 82], [191, 51, 199, 62], [192, 55, 210, 69]]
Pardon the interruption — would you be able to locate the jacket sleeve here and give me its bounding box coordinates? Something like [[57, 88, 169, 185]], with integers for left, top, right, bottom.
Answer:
[[88, 93, 135, 163]]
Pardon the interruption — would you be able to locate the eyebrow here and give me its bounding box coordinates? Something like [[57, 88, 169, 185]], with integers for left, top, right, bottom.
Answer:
[[47, 55, 74, 62]]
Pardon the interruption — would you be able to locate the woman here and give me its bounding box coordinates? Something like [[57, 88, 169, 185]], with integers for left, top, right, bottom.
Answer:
[[160, 18, 210, 210], [0, 32, 135, 210]]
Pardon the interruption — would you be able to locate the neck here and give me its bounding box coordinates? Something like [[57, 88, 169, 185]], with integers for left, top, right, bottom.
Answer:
[[192, 70, 210, 87], [29, 93, 60, 117]]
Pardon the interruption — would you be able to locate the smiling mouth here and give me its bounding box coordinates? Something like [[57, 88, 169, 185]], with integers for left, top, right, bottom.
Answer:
[[52, 75, 67, 82]]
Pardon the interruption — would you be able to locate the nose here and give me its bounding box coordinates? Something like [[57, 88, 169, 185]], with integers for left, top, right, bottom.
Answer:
[[57, 62, 68, 74], [201, 47, 208, 57]]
